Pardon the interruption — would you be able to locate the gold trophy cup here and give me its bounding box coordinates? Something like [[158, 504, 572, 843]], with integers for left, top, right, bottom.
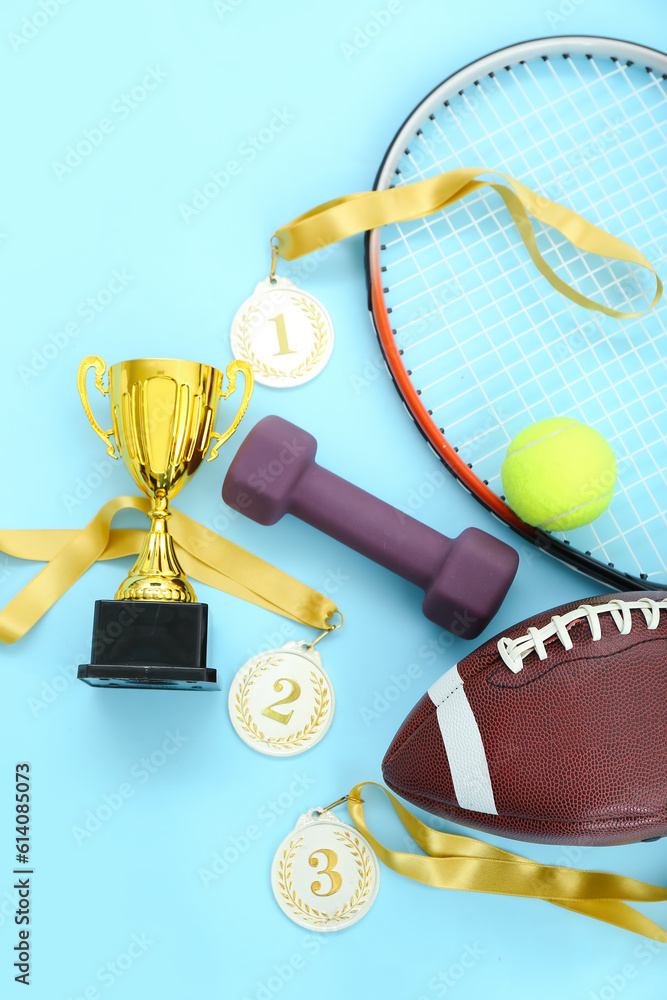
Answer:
[[76, 355, 253, 690]]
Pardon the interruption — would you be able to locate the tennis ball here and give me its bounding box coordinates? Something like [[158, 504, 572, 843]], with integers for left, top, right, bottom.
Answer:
[[501, 417, 617, 531]]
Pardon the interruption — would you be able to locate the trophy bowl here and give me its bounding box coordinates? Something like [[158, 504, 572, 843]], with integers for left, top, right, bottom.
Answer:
[[76, 355, 253, 690]]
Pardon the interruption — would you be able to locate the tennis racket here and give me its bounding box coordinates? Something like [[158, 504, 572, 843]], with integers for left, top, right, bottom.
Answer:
[[366, 35, 667, 591]]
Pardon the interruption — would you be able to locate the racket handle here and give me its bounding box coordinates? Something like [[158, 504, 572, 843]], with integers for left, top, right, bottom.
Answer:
[[222, 416, 518, 638]]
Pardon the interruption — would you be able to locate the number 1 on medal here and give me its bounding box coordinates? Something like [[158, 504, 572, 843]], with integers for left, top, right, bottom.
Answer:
[[269, 314, 297, 356]]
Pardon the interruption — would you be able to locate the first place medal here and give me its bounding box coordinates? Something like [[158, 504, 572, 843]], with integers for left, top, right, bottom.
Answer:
[[230, 276, 334, 388]]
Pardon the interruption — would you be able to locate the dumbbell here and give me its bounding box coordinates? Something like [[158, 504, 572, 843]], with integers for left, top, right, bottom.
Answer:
[[222, 416, 518, 638]]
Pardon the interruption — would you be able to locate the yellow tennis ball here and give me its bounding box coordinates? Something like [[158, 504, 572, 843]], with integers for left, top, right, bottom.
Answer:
[[501, 417, 617, 531]]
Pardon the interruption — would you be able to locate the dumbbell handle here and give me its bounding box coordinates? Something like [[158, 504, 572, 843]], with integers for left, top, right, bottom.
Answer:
[[290, 462, 451, 590]]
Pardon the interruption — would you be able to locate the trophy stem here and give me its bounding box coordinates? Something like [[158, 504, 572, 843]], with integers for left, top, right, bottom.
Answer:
[[114, 490, 197, 603]]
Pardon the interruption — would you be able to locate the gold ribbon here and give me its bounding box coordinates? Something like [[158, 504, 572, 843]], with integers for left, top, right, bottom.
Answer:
[[274, 167, 662, 319], [347, 782, 667, 942], [0, 496, 337, 645]]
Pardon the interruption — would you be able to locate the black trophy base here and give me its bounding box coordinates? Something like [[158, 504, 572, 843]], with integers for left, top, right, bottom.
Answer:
[[78, 600, 219, 691]]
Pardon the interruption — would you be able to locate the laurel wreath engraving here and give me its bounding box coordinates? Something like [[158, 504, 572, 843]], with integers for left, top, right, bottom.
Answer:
[[236, 295, 329, 380], [235, 657, 329, 749], [277, 831, 374, 925]]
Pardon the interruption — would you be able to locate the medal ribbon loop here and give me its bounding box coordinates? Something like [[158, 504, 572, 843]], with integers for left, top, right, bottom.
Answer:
[[274, 167, 662, 319], [347, 782, 667, 942], [0, 496, 337, 644]]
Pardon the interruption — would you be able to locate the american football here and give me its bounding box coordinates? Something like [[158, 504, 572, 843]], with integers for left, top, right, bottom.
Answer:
[[382, 592, 667, 846]]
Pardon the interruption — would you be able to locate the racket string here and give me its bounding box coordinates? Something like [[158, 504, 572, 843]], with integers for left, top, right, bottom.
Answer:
[[562, 56, 667, 299], [377, 50, 667, 580]]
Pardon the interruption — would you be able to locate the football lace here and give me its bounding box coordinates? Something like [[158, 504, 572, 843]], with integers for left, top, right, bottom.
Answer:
[[498, 598, 667, 673]]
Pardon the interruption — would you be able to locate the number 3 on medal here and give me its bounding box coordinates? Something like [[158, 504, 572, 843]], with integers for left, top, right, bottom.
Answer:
[[261, 677, 301, 725], [269, 314, 296, 357], [309, 849, 342, 897]]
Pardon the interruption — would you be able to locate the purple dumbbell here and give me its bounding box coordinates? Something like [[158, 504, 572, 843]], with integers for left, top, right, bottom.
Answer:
[[222, 416, 518, 638]]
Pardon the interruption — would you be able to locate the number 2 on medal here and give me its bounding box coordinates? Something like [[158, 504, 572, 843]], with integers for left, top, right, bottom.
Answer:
[[309, 849, 342, 897], [269, 314, 297, 356], [261, 677, 301, 725]]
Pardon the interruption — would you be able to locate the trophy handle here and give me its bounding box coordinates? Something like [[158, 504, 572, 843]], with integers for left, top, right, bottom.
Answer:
[[207, 360, 254, 462], [77, 356, 118, 459]]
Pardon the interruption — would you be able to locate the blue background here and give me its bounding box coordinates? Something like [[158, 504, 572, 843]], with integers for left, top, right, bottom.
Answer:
[[0, 1, 666, 998]]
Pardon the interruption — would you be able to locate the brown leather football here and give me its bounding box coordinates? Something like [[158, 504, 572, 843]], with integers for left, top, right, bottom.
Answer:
[[382, 591, 667, 846]]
